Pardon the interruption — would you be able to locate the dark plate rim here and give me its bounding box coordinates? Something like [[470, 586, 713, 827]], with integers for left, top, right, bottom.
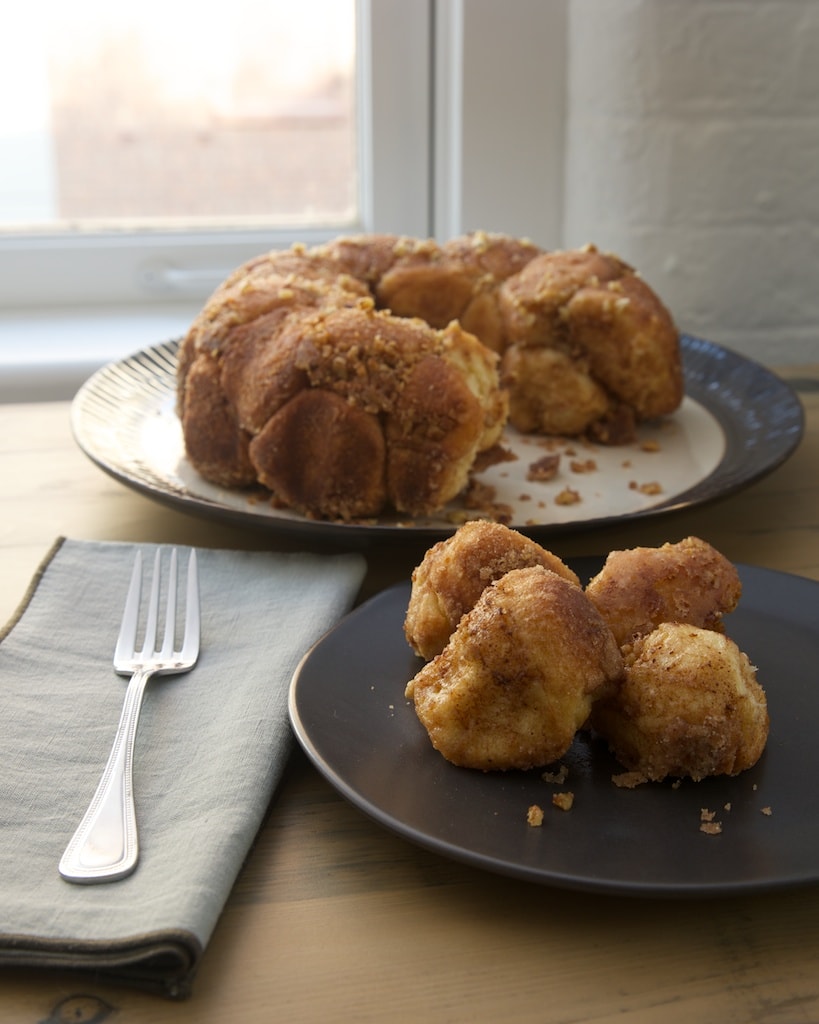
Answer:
[[289, 562, 819, 898], [70, 335, 804, 542]]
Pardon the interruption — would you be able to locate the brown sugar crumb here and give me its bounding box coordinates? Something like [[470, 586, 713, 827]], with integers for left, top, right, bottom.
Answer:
[[526, 453, 561, 482], [612, 771, 648, 789], [527, 804, 545, 827], [629, 480, 663, 495], [472, 444, 517, 472], [761, 806, 773, 816], [541, 764, 569, 785], [700, 808, 723, 834], [552, 792, 575, 811], [569, 458, 597, 474], [640, 439, 662, 453], [555, 487, 582, 506]]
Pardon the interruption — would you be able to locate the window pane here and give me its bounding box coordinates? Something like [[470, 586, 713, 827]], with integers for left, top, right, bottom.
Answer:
[[0, 0, 357, 231]]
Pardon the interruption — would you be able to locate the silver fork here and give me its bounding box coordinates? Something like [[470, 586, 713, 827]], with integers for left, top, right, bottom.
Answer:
[[59, 548, 200, 884]]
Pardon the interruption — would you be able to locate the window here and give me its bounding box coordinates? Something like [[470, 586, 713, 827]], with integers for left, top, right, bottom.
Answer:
[[0, 0, 431, 309], [3, 2, 358, 230], [0, 0, 564, 400]]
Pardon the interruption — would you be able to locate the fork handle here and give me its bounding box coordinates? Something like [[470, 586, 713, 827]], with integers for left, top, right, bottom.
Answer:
[[59, 669, 152, 883]]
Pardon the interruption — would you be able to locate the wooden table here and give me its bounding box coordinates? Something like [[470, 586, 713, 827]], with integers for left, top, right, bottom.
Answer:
[[1, 364, 818, 1023]]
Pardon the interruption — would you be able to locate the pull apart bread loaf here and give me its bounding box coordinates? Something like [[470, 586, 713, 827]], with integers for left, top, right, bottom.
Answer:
[[177, 233, 683, 520]]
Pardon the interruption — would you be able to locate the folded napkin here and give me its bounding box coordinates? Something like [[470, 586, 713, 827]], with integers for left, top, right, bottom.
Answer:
[[0, 538, 365, 997]]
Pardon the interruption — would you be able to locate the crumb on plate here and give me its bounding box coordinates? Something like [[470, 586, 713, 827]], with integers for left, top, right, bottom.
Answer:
[[552, 792, 575, 811], [611, 771, 648, 789]]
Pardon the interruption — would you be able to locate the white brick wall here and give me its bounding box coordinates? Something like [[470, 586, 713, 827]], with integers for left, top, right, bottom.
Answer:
[[563, 0, 819, 365]]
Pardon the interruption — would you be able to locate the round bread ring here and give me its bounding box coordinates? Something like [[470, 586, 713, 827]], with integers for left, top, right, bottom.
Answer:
[[177, 233, 682, 520]]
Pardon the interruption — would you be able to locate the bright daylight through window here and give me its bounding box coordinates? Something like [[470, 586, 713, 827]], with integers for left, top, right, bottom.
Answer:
[[0, 0, 358, 232], [0, 0, 437, 402]]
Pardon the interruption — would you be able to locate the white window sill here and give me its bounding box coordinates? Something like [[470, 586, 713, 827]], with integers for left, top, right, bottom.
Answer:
[[0, 304, 200, 403]]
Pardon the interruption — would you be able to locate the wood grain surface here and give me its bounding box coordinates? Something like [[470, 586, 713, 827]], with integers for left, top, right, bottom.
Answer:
[[1, 364, 817, 1023]]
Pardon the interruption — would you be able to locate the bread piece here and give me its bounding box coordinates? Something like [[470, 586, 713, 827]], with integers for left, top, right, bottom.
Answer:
[[585, 536, 742, 648], [591, 623, 769, 782], [498, 245, 682, 438], [406, 566, 623, 771], [405, 521, 580, 659]]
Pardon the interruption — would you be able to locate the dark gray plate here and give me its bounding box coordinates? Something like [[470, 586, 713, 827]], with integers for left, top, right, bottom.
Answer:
[[70, 336, 804, 542], [289, 560, 819, 897]]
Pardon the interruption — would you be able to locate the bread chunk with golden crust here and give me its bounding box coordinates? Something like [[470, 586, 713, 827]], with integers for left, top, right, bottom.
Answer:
[[180, 354, 257, 488], [312, 233, 408, 285], [405, 566, 624, 771], [501, 345, 611, 436], [591, 623, 769, 782], [498, 245, 683, 439], [404, 521, 580, 659], [585, 536, 742, 648], [249, 388, 387, 520], [374, 232, 541, 352]]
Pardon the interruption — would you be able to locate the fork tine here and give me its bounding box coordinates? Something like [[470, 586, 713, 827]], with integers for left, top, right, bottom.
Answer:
[[181, 549, 200, 662], [160, 548, 178, 659], [140, 549, 162, 658], [114, 550, 143, 666]]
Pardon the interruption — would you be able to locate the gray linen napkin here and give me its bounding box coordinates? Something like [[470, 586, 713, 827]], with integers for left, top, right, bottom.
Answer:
[[0, 537, 365, 998]]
